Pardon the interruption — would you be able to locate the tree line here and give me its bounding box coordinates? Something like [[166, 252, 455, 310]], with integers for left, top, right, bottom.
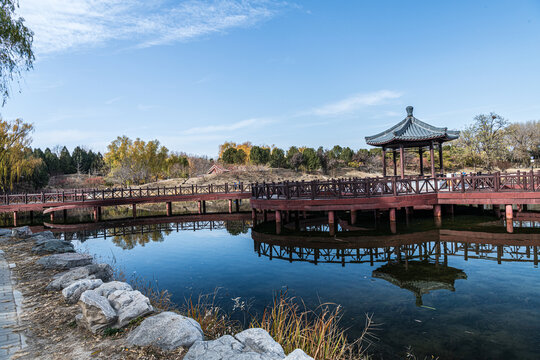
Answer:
[[1, 112, 539, 192]]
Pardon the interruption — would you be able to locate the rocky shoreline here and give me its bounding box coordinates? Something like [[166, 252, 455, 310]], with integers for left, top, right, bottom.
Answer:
[[0, 226, 313, 359]]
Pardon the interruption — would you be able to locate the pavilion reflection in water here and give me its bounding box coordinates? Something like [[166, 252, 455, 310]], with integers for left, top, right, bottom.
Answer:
[[252, 229, 540, 305]]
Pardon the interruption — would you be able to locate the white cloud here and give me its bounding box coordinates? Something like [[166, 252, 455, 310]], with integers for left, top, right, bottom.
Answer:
[[182, 118, 270, 135], [18, 0, 286, 55], [308, 90, 402, 117]]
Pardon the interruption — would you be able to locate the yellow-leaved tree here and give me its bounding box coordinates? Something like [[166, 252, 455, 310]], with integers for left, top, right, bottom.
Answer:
[[0, 118, 41, 191]]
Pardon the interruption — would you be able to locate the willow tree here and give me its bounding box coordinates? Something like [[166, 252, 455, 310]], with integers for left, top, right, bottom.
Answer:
[[0, 118, 40, 191], [1, 0, 34, 105]]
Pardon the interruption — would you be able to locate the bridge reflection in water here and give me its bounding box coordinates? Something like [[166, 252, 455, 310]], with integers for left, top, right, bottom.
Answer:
[[252, 228, 540, 306]]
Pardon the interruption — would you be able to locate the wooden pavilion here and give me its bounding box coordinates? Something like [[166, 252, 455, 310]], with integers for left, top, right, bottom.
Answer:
[[365, 106, 459, 178]]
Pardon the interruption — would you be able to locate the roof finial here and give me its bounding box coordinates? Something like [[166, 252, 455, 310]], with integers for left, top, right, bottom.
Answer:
[[406, 106, 413, 117]]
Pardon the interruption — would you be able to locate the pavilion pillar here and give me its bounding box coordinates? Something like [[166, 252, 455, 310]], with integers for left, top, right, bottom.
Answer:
[[382, 148, 387, 177], [419, 148, 424, 176], [399, 144, 405, 179], [392, 150, 397, 176], [438, 142, 444, 175], [429, 143, 436, 178]]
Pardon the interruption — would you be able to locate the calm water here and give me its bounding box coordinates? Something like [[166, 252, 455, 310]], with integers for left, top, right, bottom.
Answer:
[[59, 209, 540, 359]]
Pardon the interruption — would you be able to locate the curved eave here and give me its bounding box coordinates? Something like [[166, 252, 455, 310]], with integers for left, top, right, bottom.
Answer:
[[366, 133, 460, 148]]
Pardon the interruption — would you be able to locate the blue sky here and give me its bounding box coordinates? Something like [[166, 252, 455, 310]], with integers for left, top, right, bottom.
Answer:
[[3, 0, 540, 157]]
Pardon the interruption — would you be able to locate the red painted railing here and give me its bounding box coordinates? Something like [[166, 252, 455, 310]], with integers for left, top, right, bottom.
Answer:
[[251, 171, 540, 200], [0, 182, 250, 206]]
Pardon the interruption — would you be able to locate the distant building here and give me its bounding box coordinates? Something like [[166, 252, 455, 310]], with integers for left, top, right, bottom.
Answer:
[[207, 164, 230, 175]]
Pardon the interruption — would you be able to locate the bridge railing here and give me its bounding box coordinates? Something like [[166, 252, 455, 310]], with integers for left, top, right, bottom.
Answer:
[[0, 182, 251, 205], [251, 171, 540, 200]]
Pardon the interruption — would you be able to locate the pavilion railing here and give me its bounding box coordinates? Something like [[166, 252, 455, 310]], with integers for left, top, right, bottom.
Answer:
[[251, 171, 540, 200], [0, 182, 250, 206]]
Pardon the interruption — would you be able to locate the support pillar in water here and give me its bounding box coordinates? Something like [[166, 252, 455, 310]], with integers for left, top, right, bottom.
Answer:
[[275, 210, 282, 235], [166, 202, 172, 216], [263, 209, 267, 222], [93, 207, 99, 222], [197, 201, 202, 214], [50, 211, 55, 223], [12, 211, 17, 227], [505, 205, 513, 220], [328, 210, 335, 236], [235, 199, 240, 212], [389, 208, 396, 222], [202, 200, 206, 214], [29, 210, 34, 224], [228, 199, 233, 214], [132, 204, 137, 218], [350, 209, 357, 225], [506, 219, 514, 233], [433, 204, 442, 218], [252, 209, 257, 223]]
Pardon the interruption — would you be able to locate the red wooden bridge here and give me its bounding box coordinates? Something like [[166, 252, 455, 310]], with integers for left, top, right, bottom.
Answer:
[[1, 172, 540, 229], [250, 171, 540, 234], [0, 183, 251, 225]]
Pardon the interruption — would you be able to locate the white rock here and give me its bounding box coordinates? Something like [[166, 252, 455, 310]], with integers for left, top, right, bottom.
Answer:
[[37, 253, 93, 269], [234, 328, 285, 358], [184, 330, 284, 360], [127, 311, 204, 350], [46, 263, 113, 291], [108, 289, 153, 328], [62, 279, 103, 304], [284, 349, 314, 360], [0, 229, 12, 236], [11, 226, 32, 238], [94, 281, 132, 298], [78, 290, 117, 333]]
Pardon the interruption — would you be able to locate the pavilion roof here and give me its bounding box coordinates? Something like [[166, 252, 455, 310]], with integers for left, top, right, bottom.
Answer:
[[365, 106, 459, 148]]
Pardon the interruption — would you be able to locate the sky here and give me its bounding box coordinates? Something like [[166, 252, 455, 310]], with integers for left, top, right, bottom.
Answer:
[[3, 0, 540, 157]]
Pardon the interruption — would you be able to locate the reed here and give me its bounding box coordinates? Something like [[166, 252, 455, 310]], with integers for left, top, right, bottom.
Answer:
[[181, 291, 241, 339], [251, 292, 377, 360]]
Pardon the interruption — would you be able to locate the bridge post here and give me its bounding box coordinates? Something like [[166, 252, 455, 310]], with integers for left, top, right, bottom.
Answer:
[[389, 208, 396, 222], [493, 204, 500, 217], [12, 211, 18, 227], [228, 199, 233, 214], [433, 204, 442, 218], [350, 209, 357, 225], [505, 205, 513, 220], [275, 210, 281, 234], [132, 204, 137, 218], [328, 210, 335, 236], [166, 202, 172, 217]]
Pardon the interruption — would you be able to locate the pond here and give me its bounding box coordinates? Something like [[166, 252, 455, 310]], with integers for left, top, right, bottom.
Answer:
[[55, 207, 540, 359]]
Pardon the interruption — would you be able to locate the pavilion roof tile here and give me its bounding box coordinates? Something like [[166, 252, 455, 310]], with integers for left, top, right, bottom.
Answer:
[[365, 106, 459, 147]]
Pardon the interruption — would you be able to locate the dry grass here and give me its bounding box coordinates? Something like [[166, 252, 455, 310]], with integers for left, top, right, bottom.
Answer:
[[181, 291, 241, 340], [251, 292, 377, 360]]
